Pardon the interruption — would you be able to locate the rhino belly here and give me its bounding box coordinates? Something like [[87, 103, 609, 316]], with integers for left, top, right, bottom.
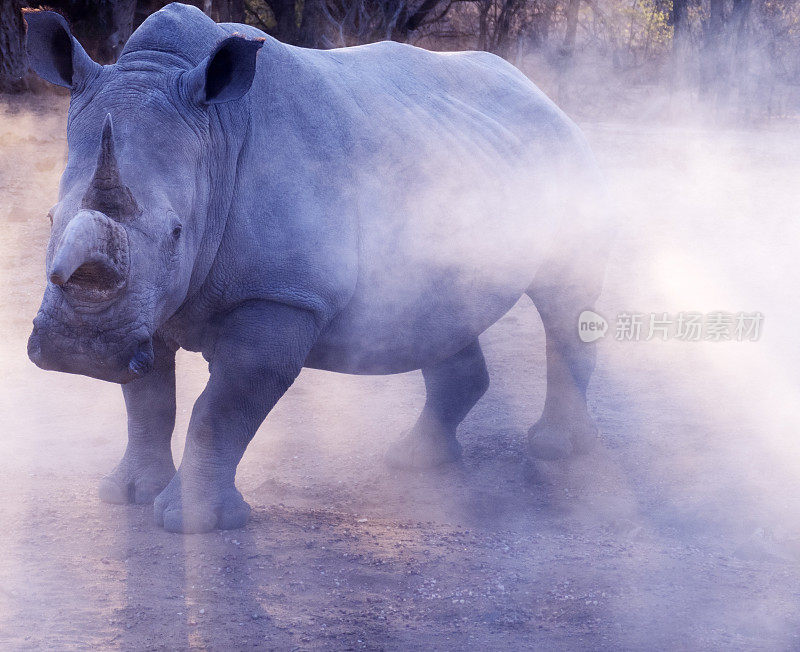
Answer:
[[305, 274, 525, 375], [305, 199, 553, 374]]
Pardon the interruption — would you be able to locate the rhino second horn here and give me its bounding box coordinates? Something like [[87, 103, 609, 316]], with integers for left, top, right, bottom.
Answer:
[[49, 209, 129, 288]]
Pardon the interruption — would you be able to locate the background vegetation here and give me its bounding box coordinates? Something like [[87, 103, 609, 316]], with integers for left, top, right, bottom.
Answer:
[[1, 0, 799, 120]]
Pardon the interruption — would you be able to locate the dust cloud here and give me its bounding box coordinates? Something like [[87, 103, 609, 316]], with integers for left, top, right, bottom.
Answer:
[[1, 75, 800, 648]]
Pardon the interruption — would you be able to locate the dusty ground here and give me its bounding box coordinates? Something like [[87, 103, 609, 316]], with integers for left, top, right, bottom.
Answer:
[[2, 96, 800, 650]]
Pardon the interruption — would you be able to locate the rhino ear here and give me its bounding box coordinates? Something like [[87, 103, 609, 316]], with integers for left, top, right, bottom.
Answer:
[[24, 10, 100, 89], [185, 36, 264, 105]]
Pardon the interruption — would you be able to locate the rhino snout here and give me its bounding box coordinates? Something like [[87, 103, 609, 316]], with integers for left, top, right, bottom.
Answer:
[[28, 312, 153, 384], [49, 209, 129, 303]]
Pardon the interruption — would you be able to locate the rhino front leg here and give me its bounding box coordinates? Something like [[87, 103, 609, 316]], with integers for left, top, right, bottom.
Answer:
[[154, 301, 318, 533], [99, 336, 177, 504]]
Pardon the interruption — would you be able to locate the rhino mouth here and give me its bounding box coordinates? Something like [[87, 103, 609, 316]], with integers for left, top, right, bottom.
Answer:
[[65, 259, 126, 293], [59, 261, 128, 308]]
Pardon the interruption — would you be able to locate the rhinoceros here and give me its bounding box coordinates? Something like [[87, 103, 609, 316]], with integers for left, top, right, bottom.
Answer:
[[25, 3, 610, 533]]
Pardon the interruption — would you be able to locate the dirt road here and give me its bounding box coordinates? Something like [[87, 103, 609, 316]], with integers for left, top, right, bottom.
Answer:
[[2, 97, 800, 649]]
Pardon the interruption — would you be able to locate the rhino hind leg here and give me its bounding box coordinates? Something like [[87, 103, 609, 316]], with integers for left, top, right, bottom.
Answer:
[[385, 340, 489, 470], [525, 254, 605, 460]]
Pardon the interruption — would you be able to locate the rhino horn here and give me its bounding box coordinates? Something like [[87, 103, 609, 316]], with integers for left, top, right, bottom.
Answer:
[[49, 209, 129, 292], [82, 114, 138, 220]]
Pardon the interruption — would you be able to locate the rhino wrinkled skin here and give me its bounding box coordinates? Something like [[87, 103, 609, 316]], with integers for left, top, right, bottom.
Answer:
[[25, 3, 610, 532]]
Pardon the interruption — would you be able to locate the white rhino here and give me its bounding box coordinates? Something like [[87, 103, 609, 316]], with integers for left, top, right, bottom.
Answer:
[[25, 3, 610, 532]]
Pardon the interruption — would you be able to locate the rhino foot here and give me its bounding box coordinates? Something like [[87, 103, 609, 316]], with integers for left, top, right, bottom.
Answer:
[[385, 426, 462, 470], [153, 472, 250, 534], [99, 453, 175, 505], [526, 413, 598, 461]]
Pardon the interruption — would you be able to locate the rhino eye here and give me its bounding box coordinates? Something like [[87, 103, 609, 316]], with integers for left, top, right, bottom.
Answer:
[[172, 224, 182, 239]]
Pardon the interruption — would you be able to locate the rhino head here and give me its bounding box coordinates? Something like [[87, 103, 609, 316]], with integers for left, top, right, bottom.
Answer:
[[24, 9, 263, 383]]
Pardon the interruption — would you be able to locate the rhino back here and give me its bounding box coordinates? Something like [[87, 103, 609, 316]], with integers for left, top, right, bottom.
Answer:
[[159, 13, 597, 372], [122, 3, 225, 65], [233, 41, 593, 373]]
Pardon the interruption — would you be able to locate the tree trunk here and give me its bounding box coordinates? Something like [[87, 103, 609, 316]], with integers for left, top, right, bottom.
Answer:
[[729, 0, 753, 119], [213, 0, 246, 22], [0, 0, 27, 92], [394, 0, 442, 40], [493, 0, 522, 56], [701, 0, 725, 101], [298, 0, 324, 47], [266, 0, 300, 43], [562, 0, 580, 57], [730, 0, 752, 42], [108, 0, 138, 58], [477, 0, 490, 51], [671, 0, 690, 86], [708, 0, 724, 38], [671, 0, 689, 53], [555, 0, 581, 105]]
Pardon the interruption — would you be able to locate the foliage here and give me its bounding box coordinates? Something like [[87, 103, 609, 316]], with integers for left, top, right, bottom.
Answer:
[[1, 0, 799, 118]]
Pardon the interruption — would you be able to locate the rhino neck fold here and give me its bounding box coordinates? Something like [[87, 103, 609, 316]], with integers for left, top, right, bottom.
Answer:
[[182, 100, 251, 305]]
